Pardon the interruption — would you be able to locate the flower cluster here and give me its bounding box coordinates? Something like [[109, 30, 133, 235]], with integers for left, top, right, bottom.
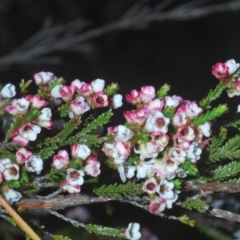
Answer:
[[102, 86, 212, 214], [57, 145, 101, 193], [0, 72, 122, 203], [212, 59, 240, 97]]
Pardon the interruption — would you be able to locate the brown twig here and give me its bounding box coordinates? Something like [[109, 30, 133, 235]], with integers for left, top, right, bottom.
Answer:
[[0, 195, 40, 240], [184, 181, 240, 193]]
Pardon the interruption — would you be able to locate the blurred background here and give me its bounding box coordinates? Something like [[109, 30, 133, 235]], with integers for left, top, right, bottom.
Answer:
[[0, 0, 240, 239]]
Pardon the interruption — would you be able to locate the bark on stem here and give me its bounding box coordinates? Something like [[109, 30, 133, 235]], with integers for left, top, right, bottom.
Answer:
[[16, 194, 113, 210], [0, 195, 40, 240], [184, 181, 240, 193]]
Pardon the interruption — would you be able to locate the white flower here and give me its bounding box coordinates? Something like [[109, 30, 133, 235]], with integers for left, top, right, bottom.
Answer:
[[1, 83, 16, 98], [125, 222, 141, 240], [38, 108, 52, 121], [157, 179, 174, 200], [136, 159, 155, 179], [20, 123, 41, 141], [197, 121, 211, 137], [166, 190, 180, 209], [164, 96, 180, 108], [142, 177, 158, 194], [237, 105, 240, 113], [116, 125, 134, 142], [67, 168, 85, 185], [4, 189, 22, 204], [71, 144, 91, 160], [117, 164, 136, 182], [225, 59, 240, 75], [51, 85, 63, 98], [186, 142, 202, 162], [34, 72, 56, 85], [2, 163, 19, 180], [144, 111, 170, 133], [112, 94, 123, 109], [25, 155, 43, 174], [91, 78, 105, 92]]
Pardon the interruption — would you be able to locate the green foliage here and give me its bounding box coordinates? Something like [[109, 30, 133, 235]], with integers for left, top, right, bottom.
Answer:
[[0, 99, 11, 115], [180, 198, 208, 213], [172, 179, 182, 189], [225, 119, 240, 129], [6, 171, 30, 188], [85, 224, 122, 238], [163, 106, 175, 118], [182, 160, 198, 176], [196, 222, 234, 240], [192, 104, 228, 126], [19, 79, 32, 94], [5, 217, 18, 226], [5, 180, 21, 188], [5, 116, 24, 141], [208, 134, 240, 162], [52, 235, 72, 240], [207, 127, 227, 156], [127, 155, 139, 165], [209, 161, 240, 181], [47, 169, 66, 184], [105, 83, 119, 95], [70, 158, 83, 169], [199, 81, 227, 109], [57, 103, 71, 118], [178, 215, 195, 227], [157, 84, 170, 99], [225, 177, 240, 183], [93, 182, 143, 199], [77, 109, 113, 137]]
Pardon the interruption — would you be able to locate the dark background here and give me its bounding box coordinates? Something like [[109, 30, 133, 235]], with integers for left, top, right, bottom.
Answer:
[[0, 0, 240, 239]]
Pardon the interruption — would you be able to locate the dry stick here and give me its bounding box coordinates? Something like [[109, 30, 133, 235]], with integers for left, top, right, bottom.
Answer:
[[184, 181, 240, 193], [0, 195, 40, 240]]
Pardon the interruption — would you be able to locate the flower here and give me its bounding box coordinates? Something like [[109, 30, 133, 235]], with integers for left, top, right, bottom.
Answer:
[[144, 111, 170, 133], [16, 148, 33, 164], [2, 163, 19, 180], [1, 83, 16, 98], [114, 125, 134, 142], [125, 222, 141, 240], [33, 72, 56, 85], [19, 123, 41, 141], [52, 150, 70, 169], [25, 155, 43, 174], [197, 121, 211, 137], [117, 164, 136, 182], [92, 92, 109, 107], [51, 85, 63, 98], [71, 144, 91, 160], [91, 78, 105, 92], [60, 85, 75, 102], [157, 179, 174, 200], [70, 96, 90, 117], [112, 94, 123, 109], [149, 198, 167, 214], [139, 86, 156, 103], [5, 98, 30, 115], [24, 94, 48, 108], [4, 189, 22, 204], [84, 155, 101, 177], [60, 181, 81, 193], [212, 59, 239, 79], [66, 168, 85, 185], [37, 107, 53, 129], [142, 177, 158, 194]]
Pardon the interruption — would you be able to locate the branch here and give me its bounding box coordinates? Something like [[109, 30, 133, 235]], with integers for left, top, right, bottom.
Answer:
[[184, 181, 240, 193], [0, 0, 240, 70]]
